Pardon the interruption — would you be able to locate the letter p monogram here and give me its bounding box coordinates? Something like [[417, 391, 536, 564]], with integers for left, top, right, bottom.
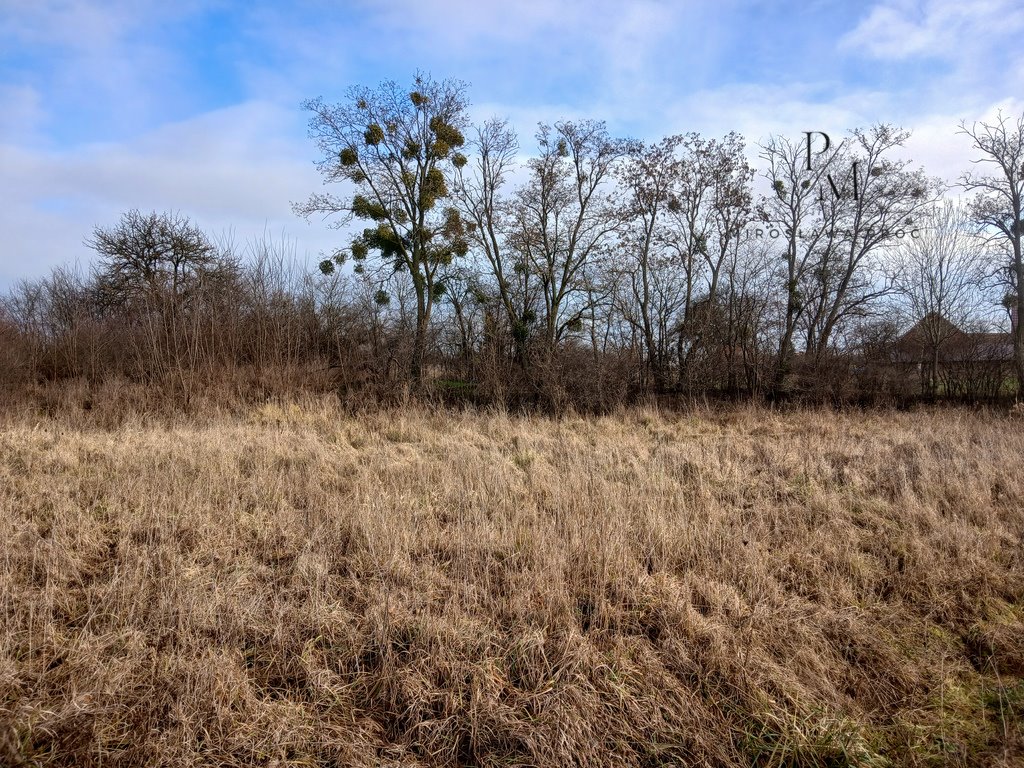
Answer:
[[803, 131, 831, 171]]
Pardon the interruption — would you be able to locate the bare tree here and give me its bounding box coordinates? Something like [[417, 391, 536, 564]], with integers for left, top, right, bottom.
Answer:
[[959, 110, 1024, 394], [759, 125, 934, 393], [85, 209, 231, 385], [87, 209, 218, 311], [801, 125, 935, 361], [665, 133, 754, 389], [757, 134, 838, 392], [508, 121, 631, 359], [891, 200, 990, 395], [615, 135, 687, 390], [450, 118, 531, 361]]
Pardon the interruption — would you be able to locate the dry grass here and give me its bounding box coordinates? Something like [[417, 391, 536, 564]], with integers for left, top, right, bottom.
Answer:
[[1, 400, 1022, 766]]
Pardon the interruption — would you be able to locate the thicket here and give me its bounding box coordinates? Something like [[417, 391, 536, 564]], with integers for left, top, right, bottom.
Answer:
[[3, 77, 1023, 414]]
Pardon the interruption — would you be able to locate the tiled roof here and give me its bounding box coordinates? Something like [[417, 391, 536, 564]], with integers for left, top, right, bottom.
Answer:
[[893, 314, 1013, 363]]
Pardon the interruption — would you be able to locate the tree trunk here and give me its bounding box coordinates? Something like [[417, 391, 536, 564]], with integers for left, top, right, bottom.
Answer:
[[410, 280, 429, 389], [774, 304, 798, 396], [1014, 255, 1024, 398]]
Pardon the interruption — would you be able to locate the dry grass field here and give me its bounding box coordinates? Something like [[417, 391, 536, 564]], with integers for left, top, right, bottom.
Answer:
[[1, 399, 1022, 766]]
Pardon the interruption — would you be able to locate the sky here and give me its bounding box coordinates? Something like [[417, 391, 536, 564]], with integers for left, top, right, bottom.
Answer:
[[1, 0, 1023, 289]]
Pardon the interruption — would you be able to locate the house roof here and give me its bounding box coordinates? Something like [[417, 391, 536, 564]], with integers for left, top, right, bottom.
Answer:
[[893, 313, 1013, 363]]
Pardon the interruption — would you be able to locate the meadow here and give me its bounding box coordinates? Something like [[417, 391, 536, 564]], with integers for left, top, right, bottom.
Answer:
[[1, 398, 1022, 766]]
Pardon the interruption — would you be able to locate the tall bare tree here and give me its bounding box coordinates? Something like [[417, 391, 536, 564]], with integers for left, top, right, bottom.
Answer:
[[757, 133, 837, 391], [759, 125, 933, 392], [801, 125, 934, 360], [891, 200, 990, 395], [665, 133, 754, 388], [508, 121, 631, 357], [959, 110, 1024, 394], [450, 118, 532, 361], [615, 134, 687, 389]]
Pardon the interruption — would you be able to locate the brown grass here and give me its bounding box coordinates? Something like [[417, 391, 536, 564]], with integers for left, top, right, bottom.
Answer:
[[1, 400, 1022, 766]]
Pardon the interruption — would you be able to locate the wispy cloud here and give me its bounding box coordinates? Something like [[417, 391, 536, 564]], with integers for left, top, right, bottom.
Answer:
[[1, 0, 1022, 287], [840, 0, 1024, 60], [0, 100, 329, 284], [0, 83, 44, 144]]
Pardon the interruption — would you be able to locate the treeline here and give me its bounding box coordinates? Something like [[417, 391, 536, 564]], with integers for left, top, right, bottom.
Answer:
[[2, 74, 1023, 412]]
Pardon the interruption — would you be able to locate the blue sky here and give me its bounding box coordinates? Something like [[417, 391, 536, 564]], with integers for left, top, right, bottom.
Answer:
[[2, 0, 1023, 287]]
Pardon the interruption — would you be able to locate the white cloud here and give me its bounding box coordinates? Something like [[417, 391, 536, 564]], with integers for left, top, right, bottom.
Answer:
[[360, 0, 567, 46], [663, 82, 880, 148], [841, 0, 1024, 60], [0, 0, 214, 140], [3, 0, 1023, 290], [0, 101, 337, 286], [0, 84, 44, 144]]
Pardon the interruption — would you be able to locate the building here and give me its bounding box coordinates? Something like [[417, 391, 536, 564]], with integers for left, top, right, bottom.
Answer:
[[891, 312, 1014, 398]]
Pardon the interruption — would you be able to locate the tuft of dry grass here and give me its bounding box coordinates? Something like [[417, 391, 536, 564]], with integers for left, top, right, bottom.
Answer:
[[1, 401, 1022, 766]]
